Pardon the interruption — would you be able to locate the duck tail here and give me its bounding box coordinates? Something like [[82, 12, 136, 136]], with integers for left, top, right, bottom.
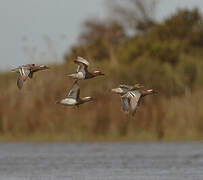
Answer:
[[55, 100, 60, 104], [11, 68, 19, 72], [66, 73, 77, 79], [74, 80, 78, 84]]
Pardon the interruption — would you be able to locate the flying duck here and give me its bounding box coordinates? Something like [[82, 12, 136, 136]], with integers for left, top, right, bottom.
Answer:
[[56, 81, 93, 107], [119, 84, 144, 92], [112, 84, 157, 116], [67, 57, 104, 80], [11, 64, 49, 89]]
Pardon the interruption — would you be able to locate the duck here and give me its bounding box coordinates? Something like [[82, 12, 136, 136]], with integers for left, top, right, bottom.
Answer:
[[11, 64, 49, 89], [118, 84, 144, 93], [67, 57, 104, 80], [112, 84, 157, 116], [56, 81, 93, 107]]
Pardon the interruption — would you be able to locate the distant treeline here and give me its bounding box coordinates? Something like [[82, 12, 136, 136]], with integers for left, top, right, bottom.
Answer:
[[67, 7, 203, 96], [1, 4, 203, 141]]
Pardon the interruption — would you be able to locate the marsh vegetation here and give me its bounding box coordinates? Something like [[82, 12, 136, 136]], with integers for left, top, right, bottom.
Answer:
[[1, 1, 203, 141]]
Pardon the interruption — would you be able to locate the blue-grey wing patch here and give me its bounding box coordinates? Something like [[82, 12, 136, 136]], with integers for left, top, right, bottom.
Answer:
[[120, 96, 130, 113], [129, 90, 142, 116], [67, 81, 80, 100]]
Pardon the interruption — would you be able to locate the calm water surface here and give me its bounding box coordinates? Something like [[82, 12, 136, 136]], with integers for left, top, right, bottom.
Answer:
[[0, 142, 203, 180]]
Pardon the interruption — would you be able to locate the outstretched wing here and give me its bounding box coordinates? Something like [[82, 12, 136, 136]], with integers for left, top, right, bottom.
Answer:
[[67, 81, 80, 100], [16, 66, 32, 89], [19, 67, 31, 77], [23, 64, 35, 68], [76, 64, 87, 75], [120, 96, 130, 113], [74, 57, 89, 67], [74, 57, 89, 75], [129, 90, 142, 116], [120, 84, 132, 90], [119, 84, 133, 94], [17, 75, 27, 89]]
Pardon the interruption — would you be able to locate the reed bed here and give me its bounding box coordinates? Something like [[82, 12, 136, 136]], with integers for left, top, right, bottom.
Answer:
[[0, 60, 203, 142]]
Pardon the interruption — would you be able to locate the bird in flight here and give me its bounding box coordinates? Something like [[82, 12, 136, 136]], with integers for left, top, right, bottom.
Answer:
[[56, 81, 94, 107], [112, 84, 157, 116], [11, 64, 49, 89], [67, 57, 104, 80]]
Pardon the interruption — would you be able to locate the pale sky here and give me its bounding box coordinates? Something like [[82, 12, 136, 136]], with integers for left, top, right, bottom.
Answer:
[[0, 0, 203, 71]]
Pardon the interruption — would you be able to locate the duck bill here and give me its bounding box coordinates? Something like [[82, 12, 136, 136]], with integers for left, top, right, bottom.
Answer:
[[40, 65, 50, 70], [147, 89, 158, 94]]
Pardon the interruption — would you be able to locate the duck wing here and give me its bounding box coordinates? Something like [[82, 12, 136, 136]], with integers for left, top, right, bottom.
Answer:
[[23, 64, 36, 78], [23, 64, 35, 68], [17, 74, 29, 89], [67, 81, 80, 100], [75, 57, 89, 75], [16, 66, 32, 89], [120, 84, 132, 89], [17, 75, 24, 89], [119, 84, 133, 93], [76, 64, 87, 75], [118, 85, 132, 95], [19, 66, 32, 77], [120, 96, 130, 113], [128, 90, 142, 116], [74, 57, 89, 67]]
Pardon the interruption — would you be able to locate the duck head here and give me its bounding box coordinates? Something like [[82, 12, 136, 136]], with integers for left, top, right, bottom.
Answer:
[[146, 89, 158, 94], [81, 96, 94, 103], [92, 71, 104, 77], [39, 65, 49, 70]]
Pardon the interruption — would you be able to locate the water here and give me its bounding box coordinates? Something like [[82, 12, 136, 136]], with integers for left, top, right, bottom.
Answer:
[[0, 142, 203, 180]]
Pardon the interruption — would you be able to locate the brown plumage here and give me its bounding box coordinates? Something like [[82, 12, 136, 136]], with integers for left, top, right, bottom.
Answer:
[[112, 84, 157, 116], [67, 57, 104, 80], [11, 64, 49, 89]]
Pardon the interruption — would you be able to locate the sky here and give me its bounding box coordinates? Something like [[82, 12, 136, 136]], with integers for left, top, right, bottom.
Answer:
[[0, 0, 203, 71]]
